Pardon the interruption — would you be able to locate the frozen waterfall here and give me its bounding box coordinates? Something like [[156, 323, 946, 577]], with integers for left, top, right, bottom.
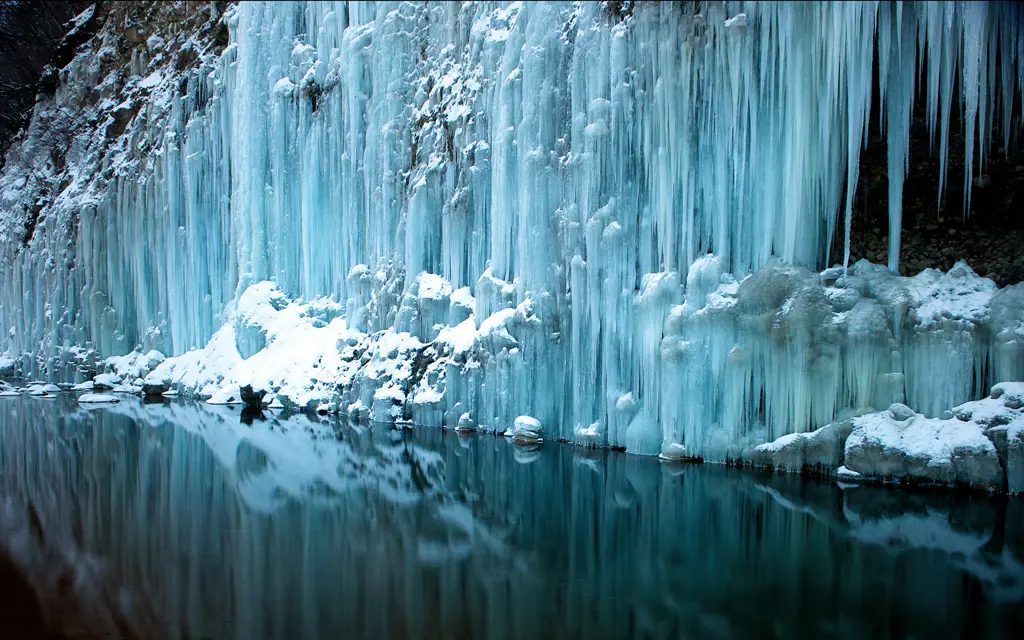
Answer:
[[1, 1, 1023, 460]]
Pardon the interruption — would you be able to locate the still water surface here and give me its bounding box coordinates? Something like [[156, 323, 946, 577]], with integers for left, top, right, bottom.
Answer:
[[0, 394, 1021, 639]]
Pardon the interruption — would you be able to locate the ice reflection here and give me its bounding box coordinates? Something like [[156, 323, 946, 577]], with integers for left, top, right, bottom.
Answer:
[[0, 395, 1021, 639]]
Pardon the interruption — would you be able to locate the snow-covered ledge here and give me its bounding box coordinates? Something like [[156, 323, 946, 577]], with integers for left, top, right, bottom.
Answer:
[[754, 382, 1024, 493]]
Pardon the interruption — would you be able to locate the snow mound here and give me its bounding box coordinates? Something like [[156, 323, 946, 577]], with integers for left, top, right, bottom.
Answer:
[[78, 394, 120, 404], [26, 383, 61, 395], [844, 397, 1008, 490], [506, 415, 543, 444]]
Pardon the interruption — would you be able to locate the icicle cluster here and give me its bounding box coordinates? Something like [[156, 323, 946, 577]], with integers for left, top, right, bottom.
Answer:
[[1, 2, 1023, 458]]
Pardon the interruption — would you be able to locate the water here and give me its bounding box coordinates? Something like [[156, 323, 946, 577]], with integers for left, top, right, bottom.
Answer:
[[0, 394, 1021, 639]]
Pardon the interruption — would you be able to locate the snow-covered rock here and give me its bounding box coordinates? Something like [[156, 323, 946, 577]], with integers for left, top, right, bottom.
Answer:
[[26, 384, 61, 396], [141, 379, 171, 396], [844, 406, 1004, 490], [887, 403, 916, 421], [105, 349, 166, 381], [752, 412, 869, 473], [455, 413, 475, 432], [0, 355, 15, 376], [947, 382, 1024, 494], [836, 465, 863, 480], [78, 394, 120, 404], [658, 442, 690, 462], [93, 373, 121, 391], [239, 384, 266, 407], [506, 415, 543, 444]]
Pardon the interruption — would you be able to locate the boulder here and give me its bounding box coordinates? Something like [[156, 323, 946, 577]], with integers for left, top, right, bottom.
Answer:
[[93, 373, 120, 390], [239, 384, 266, 408], [1008, 430, 1024, 494], [752, 413, 866, 473], [141, 378, 170, 396], [887, 403, 915, 421], [844, 412, 1003, 489], [506, 415, 543, 444], [455, 412, 475, 432], [78, 393, 119, 404], [659, 442, 689, 462]]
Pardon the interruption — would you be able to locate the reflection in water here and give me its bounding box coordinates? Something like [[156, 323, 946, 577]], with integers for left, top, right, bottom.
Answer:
[[0, 395, 1022, 639]]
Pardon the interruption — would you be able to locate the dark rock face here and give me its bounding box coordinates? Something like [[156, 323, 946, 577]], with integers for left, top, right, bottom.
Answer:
[[239, 384, 266, 408], [141, 380, 169, 396], [829, 104, 1024, 287]]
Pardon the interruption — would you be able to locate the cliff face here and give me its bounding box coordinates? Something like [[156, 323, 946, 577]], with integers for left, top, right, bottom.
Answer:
[[0, 1, 227, 375], [0, 2, 1023, 461]]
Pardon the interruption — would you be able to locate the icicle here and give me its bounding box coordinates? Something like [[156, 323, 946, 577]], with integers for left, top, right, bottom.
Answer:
[[0, 0, 1022, 460]]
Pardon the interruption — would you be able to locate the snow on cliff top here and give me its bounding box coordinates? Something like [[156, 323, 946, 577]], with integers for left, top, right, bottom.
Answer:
[[906, 261, 998, 328]]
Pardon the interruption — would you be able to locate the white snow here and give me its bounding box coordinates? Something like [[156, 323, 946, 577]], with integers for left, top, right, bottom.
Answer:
[[272, 77, 296, 97], [26, 383, 60, 395], [434, 318, 477, 356], [78, 393, 120, 404], [847, 413, 995, 466], [506, 415, 543, 443], [841, 385, 1022, 489], [138, 70, 165, 88], [906, 262, 998, 328], [415, 273, 452, 301], [93, 373, 121, 389]]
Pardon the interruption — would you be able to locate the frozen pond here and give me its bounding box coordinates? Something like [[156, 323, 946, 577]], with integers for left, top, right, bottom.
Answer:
[[0, 393, 1021, 639]]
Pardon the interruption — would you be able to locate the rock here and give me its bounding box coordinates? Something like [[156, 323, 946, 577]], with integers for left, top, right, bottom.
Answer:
[[93, 373, 120, 390], [27, 383, 61, 396], [1008, 430, 1024, 495], [239, 384, 266, 408], [124, 24, 147, 45], [345, 399, 366, 420], [887, 403, 915, 421], [844, 412, 1004, 489], [455, 412, 475, 432], [78, 393, 119, 404], [106, 101, 137, 139], [141, 379, 170, 396], [659, 442, 689, 462], [836, 465, 863, 481], [752, 415, 862, 473], [972, 174, 992, 188], [506, 415, 543, 444]]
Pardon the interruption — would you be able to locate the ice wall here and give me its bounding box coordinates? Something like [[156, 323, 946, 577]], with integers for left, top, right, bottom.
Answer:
[[1, 2, 1024, 458]]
